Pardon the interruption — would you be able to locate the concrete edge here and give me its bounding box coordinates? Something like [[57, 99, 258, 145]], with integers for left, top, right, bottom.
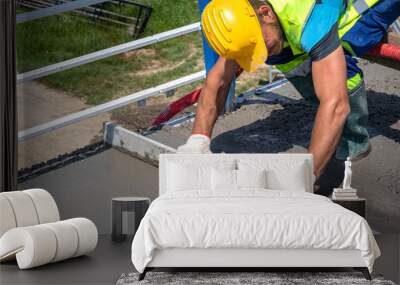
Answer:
[[103, 122, 176, 166]]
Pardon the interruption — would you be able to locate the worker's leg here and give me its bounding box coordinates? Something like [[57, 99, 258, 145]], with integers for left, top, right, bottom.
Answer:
[[335, 77, 370, 161], [334, 0, 400, 159]]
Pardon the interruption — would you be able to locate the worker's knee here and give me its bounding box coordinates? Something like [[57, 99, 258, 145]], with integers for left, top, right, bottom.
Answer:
[[334, 98, 351, 121]]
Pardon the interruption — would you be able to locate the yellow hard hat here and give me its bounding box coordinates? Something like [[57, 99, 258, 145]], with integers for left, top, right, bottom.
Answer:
[[201, 0, 268, 72]]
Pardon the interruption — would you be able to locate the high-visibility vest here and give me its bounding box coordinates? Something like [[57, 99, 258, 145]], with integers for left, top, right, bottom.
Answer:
[[268, 0, 380, 90]]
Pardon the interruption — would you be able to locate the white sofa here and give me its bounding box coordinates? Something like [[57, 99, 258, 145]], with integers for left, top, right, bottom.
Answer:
[[0, 188, 98, 269]]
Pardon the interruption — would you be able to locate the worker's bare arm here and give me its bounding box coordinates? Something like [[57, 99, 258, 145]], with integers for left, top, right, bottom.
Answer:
[[310, 46, 350, 177], [192, 57, 239, 137]]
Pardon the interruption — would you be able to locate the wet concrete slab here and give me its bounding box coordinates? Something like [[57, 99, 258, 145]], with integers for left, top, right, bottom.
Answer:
[[17, 81, 111, 170]]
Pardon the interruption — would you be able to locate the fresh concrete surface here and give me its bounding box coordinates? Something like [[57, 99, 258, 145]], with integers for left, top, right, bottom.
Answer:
[[17, 81, 111, 170], [18, 148, 158, 234], [145, 60, 400, 233]]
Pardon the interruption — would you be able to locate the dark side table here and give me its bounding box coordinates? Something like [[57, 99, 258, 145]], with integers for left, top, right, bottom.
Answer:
[[112, 197, 150, 242], [332, 197, 366, 218]]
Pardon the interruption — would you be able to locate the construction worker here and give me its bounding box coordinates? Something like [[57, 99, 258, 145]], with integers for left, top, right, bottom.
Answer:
[[177, 0, 400, 180]]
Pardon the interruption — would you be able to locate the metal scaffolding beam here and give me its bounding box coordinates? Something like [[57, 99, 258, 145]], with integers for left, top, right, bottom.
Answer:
[[18, 70, 206, 142], [17, 22, 201, 83], [16, 0, 110, 23]]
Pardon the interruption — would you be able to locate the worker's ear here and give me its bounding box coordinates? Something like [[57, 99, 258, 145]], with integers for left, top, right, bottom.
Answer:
[[257, 4, 277, 24]]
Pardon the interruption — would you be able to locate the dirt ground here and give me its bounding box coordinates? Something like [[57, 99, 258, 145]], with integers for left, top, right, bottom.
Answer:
[[145, 60, 400, 233], [110, 64, 272, 134], [110, 95, 197, 133]]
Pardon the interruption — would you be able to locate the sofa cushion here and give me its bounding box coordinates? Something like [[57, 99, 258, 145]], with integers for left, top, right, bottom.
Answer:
[[64, 218, 98, 257], [24, 189, 60, 224], [42, 221, 79, 262], [0, 225, 57, 269], [0, 189, 60, 234], [0, 218, 97, 269], [0, 196, 17, 237], [0, 192, 39, 227]]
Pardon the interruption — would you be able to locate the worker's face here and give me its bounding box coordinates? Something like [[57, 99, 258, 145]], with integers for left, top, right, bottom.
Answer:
[[256, 4, 284, 56]]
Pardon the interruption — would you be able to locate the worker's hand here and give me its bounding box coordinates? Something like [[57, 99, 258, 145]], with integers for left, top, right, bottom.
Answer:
[[176, 134, 212, 154]]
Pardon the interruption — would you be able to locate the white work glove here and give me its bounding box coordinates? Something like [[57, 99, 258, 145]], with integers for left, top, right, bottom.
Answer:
[[176, 134, 212, 154]]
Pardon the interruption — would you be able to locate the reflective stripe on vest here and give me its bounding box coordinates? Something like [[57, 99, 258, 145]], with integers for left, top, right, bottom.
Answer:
[[353, 0, 369, 14], [347, 72, 363, 91], [338, 0, 380, 37]]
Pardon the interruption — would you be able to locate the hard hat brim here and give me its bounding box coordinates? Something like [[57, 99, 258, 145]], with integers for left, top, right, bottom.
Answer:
[[235, 36, 268, 73], [200, 0, 269, 73]]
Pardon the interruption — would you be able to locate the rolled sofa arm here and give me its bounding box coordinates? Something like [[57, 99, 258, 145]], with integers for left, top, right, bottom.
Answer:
[[0, 218, 98, 269]]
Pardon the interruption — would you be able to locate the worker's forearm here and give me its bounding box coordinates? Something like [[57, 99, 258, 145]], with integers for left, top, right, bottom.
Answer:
[[192, 84, 228, 137], [192, 89, 218, 137], [309, 102, 349, 177], [192, 58, 237, 137], [310, 46, 349, 178]]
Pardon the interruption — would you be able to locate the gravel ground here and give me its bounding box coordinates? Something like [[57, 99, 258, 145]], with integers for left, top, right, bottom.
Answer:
[[147, 60, 400, 233]]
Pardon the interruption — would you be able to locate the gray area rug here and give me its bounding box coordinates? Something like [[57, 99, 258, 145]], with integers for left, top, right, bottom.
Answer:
[[116, 272, 396, 285]]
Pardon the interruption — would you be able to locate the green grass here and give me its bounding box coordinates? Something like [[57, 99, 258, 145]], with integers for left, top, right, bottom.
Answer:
[[41, 32, 203, 104], [16, 1, 268, 107], [138, 1, 199, 36], [16, 1, 202, 105]]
